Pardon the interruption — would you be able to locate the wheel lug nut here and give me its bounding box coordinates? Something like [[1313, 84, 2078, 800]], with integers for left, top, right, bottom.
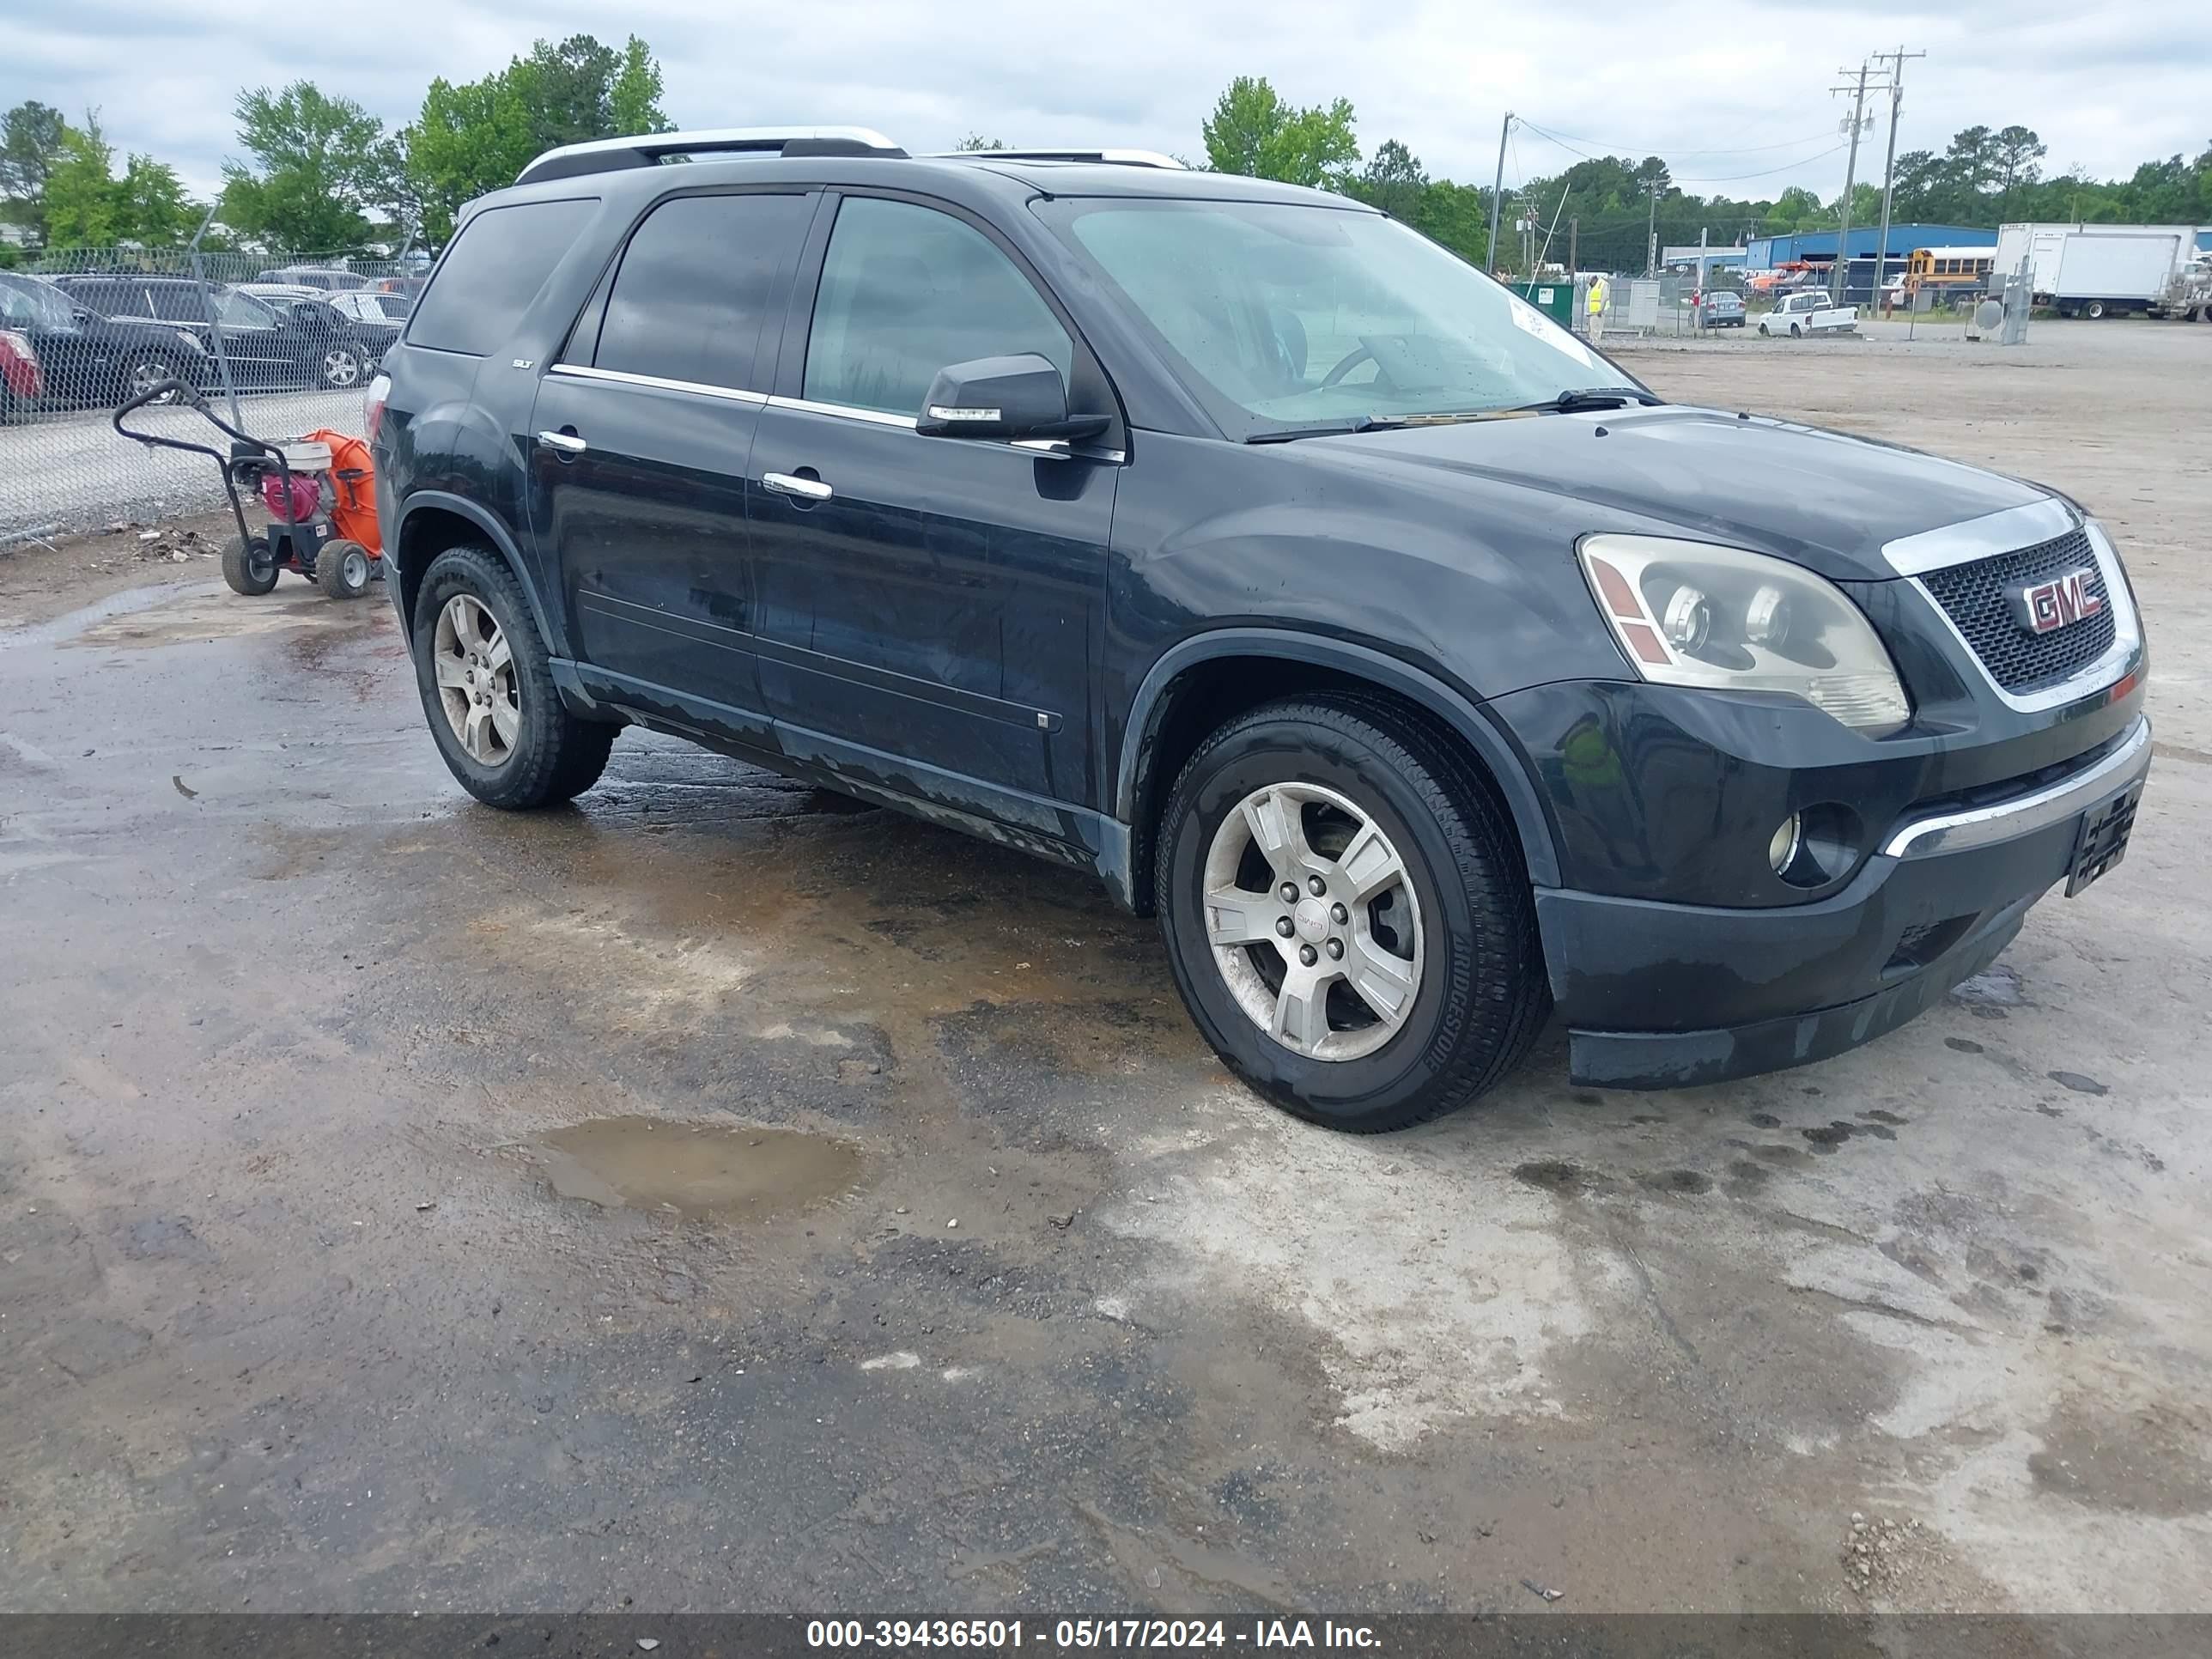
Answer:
[[1308, 875, 1327, 896], [1279, 882, 1297, 903], [1326, 939, 1344, 961], [1275, 917, 1295, 939], [1298, 945, 1318, 968], [1331, 902, 1348, 924]]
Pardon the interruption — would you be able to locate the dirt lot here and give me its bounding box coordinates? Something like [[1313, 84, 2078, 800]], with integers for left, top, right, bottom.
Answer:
[[3, 322, 2209, 1618]]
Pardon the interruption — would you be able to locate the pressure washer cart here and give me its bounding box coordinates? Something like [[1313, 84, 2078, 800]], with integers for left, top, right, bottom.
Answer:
[[112, 380, 383, 601]]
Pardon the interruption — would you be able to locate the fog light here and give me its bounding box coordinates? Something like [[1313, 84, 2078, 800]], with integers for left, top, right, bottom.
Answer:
[[1768, 813, 1803, 875]]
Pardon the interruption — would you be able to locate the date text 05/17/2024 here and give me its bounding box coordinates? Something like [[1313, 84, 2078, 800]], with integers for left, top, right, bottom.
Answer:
[[806, 1620, 1383, 1650]]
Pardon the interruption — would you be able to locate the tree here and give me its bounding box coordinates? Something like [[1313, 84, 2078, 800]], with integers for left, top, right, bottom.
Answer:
[[405, 33, 670, 244], [1200, 76, 1358, 191], [1410, 179, 1491, 267], [1350, 138, 1427, 220], [0, 100, 69, 241], [1991, 125, 2045, 216], [112, 154, 198, 245], [954, 134, 1008, 152], [41, 116, 119, 246], [222, 82, 389, 250]]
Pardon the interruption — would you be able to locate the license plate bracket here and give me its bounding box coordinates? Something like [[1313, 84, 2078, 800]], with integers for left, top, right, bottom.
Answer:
[[2066, 787, 2140, 896]]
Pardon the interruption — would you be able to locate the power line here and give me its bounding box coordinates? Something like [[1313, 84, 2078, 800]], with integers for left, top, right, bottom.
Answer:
[[1670, 143, 1853, 184], [1516, 120, 1846, 157]]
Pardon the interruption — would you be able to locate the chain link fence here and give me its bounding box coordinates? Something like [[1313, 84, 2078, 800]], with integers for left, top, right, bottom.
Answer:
[[0, 246, 426, 545]]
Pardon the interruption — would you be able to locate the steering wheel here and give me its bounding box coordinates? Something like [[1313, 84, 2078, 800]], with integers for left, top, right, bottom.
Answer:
[[1319, 343, 1383, 390]]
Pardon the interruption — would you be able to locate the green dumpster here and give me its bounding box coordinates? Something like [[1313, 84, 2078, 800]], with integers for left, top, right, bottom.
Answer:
[[1513, 281, 1575, 328]]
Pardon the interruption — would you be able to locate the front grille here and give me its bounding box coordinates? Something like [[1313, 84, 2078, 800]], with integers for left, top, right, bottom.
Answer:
[[1920, 527, 2117, 694]]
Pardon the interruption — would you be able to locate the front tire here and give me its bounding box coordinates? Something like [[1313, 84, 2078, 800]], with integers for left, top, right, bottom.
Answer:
[[319, 346, 363, 389], [222, 533, 279, 596], [317, 538, 372, 600], [1155, 695, 1547, 1133], [410, 544, 615, 809]]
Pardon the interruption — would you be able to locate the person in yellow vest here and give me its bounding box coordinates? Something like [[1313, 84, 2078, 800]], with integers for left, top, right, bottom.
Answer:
[[1586, 275, 1609, 342]]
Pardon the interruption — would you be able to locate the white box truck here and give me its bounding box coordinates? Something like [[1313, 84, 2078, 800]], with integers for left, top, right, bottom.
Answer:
[[1992, 223, 2204, 318]]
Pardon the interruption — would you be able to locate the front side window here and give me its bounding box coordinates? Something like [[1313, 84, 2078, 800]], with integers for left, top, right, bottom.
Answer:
[[590, 191, 811, 391], [804, 197, 1073, 416], [1036, 197, 1616, 435]]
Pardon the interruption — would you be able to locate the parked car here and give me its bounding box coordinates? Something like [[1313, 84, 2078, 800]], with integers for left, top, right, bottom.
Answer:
[[254, 264, 374, 292], [1698, 289, 1747, 327], [325, 287, 415, 333], [371, 273, 431, 300], [244, 287, 396, 373], [0, 269, 210, 405], [52, 275, 372, 390], [1759, 290, 1858, 337], [371, 130, 2151, 1132], [0, 322, 42, 419]]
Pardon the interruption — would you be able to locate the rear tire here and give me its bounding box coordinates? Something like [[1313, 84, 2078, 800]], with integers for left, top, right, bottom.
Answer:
[[410, 544, 616, 809], [316, 538, 372, 600], [222, 533, 279, 596], [1154, 694, 1548, 1133], [2084, 300, 2106, 319]]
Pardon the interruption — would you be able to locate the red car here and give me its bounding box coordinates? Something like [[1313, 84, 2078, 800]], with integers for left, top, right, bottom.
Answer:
[[0, 325, 45, 418]]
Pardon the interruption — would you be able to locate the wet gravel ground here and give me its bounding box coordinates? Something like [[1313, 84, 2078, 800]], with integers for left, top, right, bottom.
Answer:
[[2, 323, 2209, 1616]]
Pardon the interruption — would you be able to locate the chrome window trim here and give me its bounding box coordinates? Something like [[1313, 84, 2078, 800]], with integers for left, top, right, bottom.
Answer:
[[544, 370, 1124, 459], [1905, 518, 2142, 714], [1880, 495, 2075, 576], [765, 393, 917, 428], [1880, 716, 2151, 859], [547, 362, 767, 405]]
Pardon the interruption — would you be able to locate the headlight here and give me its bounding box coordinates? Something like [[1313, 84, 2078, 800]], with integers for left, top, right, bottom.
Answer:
[[1579, 534, 1911, 732], [176, 329, 202, 349]]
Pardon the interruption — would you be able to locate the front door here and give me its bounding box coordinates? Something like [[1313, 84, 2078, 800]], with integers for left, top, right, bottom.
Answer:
[[527, 188, 816, 738], [749, 194, 1117, 820]]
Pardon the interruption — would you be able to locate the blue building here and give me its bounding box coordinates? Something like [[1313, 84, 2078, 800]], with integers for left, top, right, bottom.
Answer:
[[1746, 223, 1996, 270]]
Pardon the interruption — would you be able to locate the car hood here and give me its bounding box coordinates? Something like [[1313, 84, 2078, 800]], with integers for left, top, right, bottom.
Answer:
[[1301, 404, 2050, 580]]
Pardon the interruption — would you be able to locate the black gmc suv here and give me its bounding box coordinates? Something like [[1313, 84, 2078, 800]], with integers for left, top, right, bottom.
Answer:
[[368, 128, 2152, 1133]]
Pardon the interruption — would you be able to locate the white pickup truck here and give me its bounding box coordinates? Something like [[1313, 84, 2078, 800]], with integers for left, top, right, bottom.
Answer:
[[1757, 290, 1858, 337]]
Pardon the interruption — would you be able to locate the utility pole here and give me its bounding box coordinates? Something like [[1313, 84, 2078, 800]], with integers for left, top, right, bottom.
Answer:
[[1871, 46, 1926, 306], [1569, 216, 1578, 276], [1488, 111, 1512, 276], [1646, 181, 1659, 277], [1829, 59, 1875, 301]]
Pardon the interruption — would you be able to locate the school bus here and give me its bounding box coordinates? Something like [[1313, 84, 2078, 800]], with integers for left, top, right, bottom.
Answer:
[[1907, 247, 1995, 289]]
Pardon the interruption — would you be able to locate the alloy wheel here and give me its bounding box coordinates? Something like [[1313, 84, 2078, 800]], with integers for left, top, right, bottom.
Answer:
[[322, 349, 361, 387], [432, 593, 519, 766], [1200, 781, 1424, 1061]]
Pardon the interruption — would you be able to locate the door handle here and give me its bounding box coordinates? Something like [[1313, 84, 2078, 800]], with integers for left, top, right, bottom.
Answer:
[[763, 471, 833, 501], [536, 429, 587, 454]]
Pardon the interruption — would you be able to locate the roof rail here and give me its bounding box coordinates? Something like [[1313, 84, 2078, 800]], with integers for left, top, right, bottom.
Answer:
[[945, 148, 1187, 170], [516, 126, 904, 186]]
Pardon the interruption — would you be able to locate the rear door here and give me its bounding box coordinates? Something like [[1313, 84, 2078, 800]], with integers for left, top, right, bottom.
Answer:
[[527, 187, 816, 736], [748, 192, 1120, 820]]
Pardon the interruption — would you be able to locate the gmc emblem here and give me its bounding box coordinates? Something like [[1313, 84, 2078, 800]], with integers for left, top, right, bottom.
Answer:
[[2008, 568, 2105, 635]]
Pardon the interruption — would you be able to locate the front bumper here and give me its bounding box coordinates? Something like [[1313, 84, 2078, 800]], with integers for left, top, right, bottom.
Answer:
[[1541, 716, 2151, 1089]]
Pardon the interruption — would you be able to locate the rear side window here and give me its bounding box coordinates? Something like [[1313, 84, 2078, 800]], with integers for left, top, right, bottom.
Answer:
[[804, 197, 1072, 417], [590, 191, 811, 390], [408, 198, 596, 356]]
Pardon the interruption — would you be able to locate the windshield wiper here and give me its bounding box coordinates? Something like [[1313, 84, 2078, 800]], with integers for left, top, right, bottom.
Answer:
[[1514, 386, 1662, 415], [1246, 416, 1407, 444]]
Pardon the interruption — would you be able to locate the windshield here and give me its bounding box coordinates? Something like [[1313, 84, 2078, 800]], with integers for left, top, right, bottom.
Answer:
[[0, 274, 76, 330], [1035, 198, 1629, 434]]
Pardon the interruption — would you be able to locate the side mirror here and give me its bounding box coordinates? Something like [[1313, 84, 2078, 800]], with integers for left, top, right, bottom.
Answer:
[[72, 307, 93, 324], [915, 354, 1107, 442]]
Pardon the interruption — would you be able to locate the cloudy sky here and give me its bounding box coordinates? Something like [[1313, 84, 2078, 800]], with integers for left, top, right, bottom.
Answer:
[[3, 0, 2203, 205]]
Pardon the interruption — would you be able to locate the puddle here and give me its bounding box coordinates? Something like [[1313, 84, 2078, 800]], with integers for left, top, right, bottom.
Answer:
[[532, 1115, 865, 1220]]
